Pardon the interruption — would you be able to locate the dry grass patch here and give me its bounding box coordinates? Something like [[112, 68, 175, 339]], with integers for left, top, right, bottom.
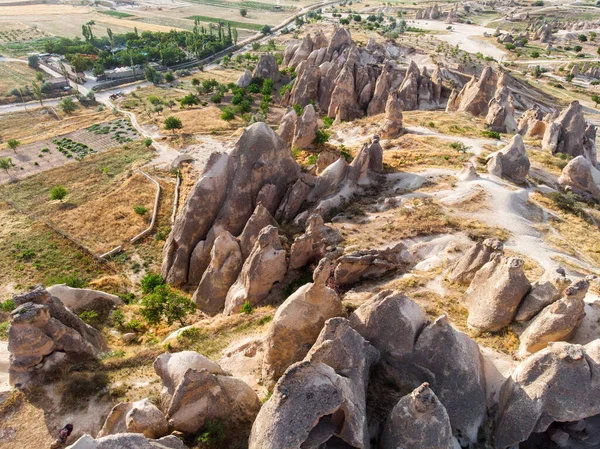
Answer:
[[527, 148, 571, 175], [402, 110, 484, 138], [0, 61, 46, 97], [383, 135, 471, 170]]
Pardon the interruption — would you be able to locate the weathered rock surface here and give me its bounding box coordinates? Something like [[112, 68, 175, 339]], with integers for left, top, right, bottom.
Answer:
[[98, 399, 168, 439], [542, 101, 597, 165], [66, 434, 187, 449], [192, 231, 243, 315], [464, 255, 531, 332], [224, 225, 287, 315], [495, 341, 600, 448], [236, 70, 253, 88], [249, 318, 379, 449], [292, 104, 318, 149], [447, 238, 504, 285], [289, 214, 342, 270], [446, 66, 498, 116], [162, 123, 300, 287], [485, 86, 518, 134], [238, 204, 278, 260], [262, 259, 342, 386], [558, 155, 600, 200], [8, 286, 107, 387], [46, 284, 123, 316], [253, 53, 280, 82], [334, 243, 407, 287], [380, 90, 404, 139], [380, 383, 454, 449], [277, 107, 297, 146], [515, 267, 571, 322], [487, 134, 530, 182], [518, 105, 546, 139]]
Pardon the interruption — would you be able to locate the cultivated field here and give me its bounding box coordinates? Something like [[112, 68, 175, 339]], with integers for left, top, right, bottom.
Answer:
[[0, 61, 46, 97]]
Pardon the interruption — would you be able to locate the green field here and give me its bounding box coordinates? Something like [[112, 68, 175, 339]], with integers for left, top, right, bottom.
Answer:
[[99, 10, 135, 19], [186, 0, 294, 12], [186, 15, 265, 31]]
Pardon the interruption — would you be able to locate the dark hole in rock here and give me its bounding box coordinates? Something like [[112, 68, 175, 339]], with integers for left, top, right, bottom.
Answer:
[[520, 414, 600, 449]]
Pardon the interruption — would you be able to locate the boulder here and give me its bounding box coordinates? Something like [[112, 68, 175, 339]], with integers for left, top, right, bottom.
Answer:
[[463, 255, 531, 332], [292, 104, 318, 149], [8, 286, 107, 388], [98, 399, 168, 439], [236, 70, 253, 88], [249, 318, 379, 449], [558, 155, 600, 201], [223, 226, 287, 315], [66, 434, 187, 449], [46, 285, 123, 316], [162, 123, 300, 287], [518, 289, 587, 357], [379, 383, 454, 449], [380, 91, 404, 139], [542, 101, 597, 165], [334, 243, 407, 287], [288, 214, 342, 270], [456, 162, 478, 181], [262, 258, 343, 386], [192, 231, 243, 316], [316, 149, 339, 175], [153, 351, 224, 401], [447, 238, 504, 285], [487, 134, 530, 182], [515, 267, 571, 322], [277, 108, 298, 147], [495, 341, 600, 448], [253, 54, 280, 82], [412, 315, 487, 443]]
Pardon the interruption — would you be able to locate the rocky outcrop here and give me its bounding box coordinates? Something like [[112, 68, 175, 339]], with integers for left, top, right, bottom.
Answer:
[[8, 286, 107, 387], [485, 86, 518, 133], [397, 61, 420, 111], [236, 70, 253, 88], [66, 434, 187, 449], [46, 284, 123, 316], [223, 225, 287, 315], [518, 105, 546, 139], [253, 53, 280, 82], [192, 231, 243, 316], [463, 255, 531, 332], [238, 204, 278, 260], [542, 101, 597, 165], [262, 258, 343, 386], [456, 162, 478, 181], [292, 104, 318, 149], [161, 123, 300, 287], [447, 238, 504, 285], [515, 267, 571, 322], [558, 155, 600, 201], [380, 90, 404, 139], [446, 66, 498, 116], [518, 286, 587, 356], [380, 383, 454, 449], [334, 243, 407, 287], [97, 399, 168, 439], [495, 341, 600, 448], [289, 214, 342, 270], [153, 351, 260, 436], [250, 318, 379, 449], [277, 107, 297, 147], [487, 134, 530, 182]]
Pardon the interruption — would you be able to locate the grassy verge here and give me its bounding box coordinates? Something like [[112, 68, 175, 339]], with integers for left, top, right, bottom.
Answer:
[[186, 15, 264, 31], [98, 10, 135, 19]]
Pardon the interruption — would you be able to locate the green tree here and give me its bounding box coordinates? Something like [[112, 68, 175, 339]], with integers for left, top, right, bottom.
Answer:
[[31, 81, 44, 108], [261, 24, 272, 35], [143, 138, 153, 147], [578, 34, 588, 42], [50, 185, 68, 202], [232, 27, 238, 44], [28, 54, 39, 69], [574, 45, 583, 53], [240, 8, 247, 16], [140, 285, 196, 326], [179, 93, 200, 108], [59, 97, 76, 114], [140, 272, 164, 294], [592, 94, 600, 108], [164, 116, 183, 134], [0, 157, 13, 176], [7, 139, 20, 152]]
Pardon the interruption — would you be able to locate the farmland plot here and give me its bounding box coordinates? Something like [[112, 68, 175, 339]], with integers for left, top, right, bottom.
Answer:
[[0, 62, 46, 97]]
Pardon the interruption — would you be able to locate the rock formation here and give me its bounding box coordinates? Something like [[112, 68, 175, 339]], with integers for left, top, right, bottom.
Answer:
[[250, 318, 379, 449], [98, 399, 168, 439], [334, 243, 406, 286], [542, 101, 597, 165], [518, 105, 546, 139], [463, 255, 531, 332], [495, 341, 600, 448], [558, 155, 600, 201], [288, 214, 342, 270], [292, 104, 318, 149], [66, 434, 187, 449], [486, 134, 530, 182], [223, 225, 287, 315], [515, 267, 571, 322], [379, 383, 454, 449], [380, 91, 404, 139], [8, 286, 107, 387], [46, 284, 123, 317], [253, 53, 280, 82], [447, 238, 504, 285], [153, 351, 260, 435], [277, 107, 297, 146], [236, 70, 253, 88], [446, 66, 498, 116], [485, 85, 518, 133], [262, 258, 342, 386], [161, 123, 300, 287]]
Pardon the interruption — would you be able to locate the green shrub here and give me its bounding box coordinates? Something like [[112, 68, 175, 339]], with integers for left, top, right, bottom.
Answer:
[[79, 310, 99, 325], [125, 318, 145, 333], [547, 191, 588, 220], [221, 107, 235, 121], [111, 309, 125, 327], [240, 301, 254, 314], [133, 205, 148, 215], [0, 299, 15, 313], [140, 273, 164, 294], [140, 285, 196, 326], [198, 420, 226, 448], [481, 130, 501, 139], [313, 129, 330, 145], [323, 116, 334, 128]]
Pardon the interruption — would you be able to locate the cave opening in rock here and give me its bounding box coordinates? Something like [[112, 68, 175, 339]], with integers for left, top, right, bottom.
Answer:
[[519, 414, 600, 449]]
